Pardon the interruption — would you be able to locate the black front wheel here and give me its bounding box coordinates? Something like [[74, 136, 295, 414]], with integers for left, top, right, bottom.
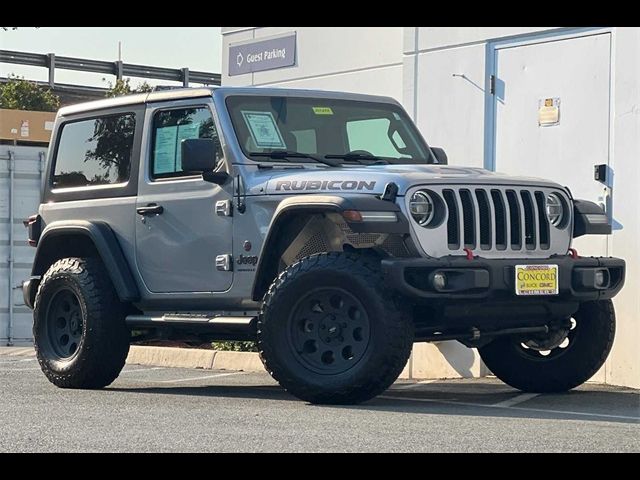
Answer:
[[479, 300, 616, 393], [258, 252, 413, 404], [33, 257, 130, 389]]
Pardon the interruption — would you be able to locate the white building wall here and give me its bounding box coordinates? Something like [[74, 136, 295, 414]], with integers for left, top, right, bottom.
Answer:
[[221, 26, 640, 388], [222, 27, 404, 99], [605, 27, 640, 388]]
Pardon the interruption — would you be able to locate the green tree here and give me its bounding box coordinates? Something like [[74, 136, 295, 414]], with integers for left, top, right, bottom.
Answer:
[[84, 113, 136, 183], [0, 75, 60, 111], [105, 78, 153, 98]]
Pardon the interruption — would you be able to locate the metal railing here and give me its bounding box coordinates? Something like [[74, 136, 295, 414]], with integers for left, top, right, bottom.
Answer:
[[0, 49, 221, 88]]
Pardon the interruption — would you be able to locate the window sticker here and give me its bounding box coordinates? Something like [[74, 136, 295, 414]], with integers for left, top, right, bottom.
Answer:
[[242, 111, 285, 149], [154, 123, 201, 174], [312, 107, 333, 115], [154, 126, 178, 174]]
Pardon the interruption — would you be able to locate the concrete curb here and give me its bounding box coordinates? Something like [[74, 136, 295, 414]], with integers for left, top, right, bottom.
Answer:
[[0, 345, 266, 373], [126, 346, 266, 372], [126, 346, 218, 370], [212, 350, 265, 372]]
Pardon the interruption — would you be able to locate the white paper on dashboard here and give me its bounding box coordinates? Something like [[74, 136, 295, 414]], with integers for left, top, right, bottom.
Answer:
[[242, 111, 285, 149]]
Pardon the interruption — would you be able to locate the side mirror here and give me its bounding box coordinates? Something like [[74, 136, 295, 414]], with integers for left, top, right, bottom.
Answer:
[[182, 138, 217, 172], [431, 147, 448, 165], [181, 138, 229, 185]]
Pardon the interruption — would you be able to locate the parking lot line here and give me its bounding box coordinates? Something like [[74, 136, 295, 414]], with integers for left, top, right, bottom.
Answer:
[[0, 358, 36, 364], [393, 380, 439, 390], [379, 394, 640, 421], [119, 367, 166, 374], [492, 393, 540, 408], [0, 368, 42, 372], [149, 372, 244, 384]]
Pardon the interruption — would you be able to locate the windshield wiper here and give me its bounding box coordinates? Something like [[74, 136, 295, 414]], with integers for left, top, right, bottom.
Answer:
[[248, 150, 342, 167], [324, 153, 390, 165]]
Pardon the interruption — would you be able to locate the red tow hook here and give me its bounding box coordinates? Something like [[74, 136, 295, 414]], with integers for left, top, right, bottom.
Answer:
[[568, 248, 580, 259], [463, 248, 474, 260]]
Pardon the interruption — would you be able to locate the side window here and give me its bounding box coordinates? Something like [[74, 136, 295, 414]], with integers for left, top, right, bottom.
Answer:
[[151, 107, 220, 179], [346, 118, 407, 158], [52, 113, 135, 189]]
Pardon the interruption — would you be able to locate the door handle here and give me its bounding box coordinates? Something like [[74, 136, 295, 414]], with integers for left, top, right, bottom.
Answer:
[[136, 203, 164, 216]]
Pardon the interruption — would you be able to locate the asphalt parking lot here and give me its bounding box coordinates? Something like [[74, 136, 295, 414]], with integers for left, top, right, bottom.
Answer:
[[0, 354, 638, 452]]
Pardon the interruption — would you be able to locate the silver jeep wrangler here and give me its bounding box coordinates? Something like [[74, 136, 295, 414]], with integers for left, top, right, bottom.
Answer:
[[22, 87, 625, 404]]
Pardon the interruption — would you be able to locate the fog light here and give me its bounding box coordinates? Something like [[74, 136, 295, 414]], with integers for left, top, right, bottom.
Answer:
[[433, 272, 447, 290], [594, 269, 608, 288]]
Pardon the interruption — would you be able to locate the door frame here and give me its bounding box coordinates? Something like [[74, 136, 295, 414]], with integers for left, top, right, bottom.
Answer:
[[483, 27, 616, 173], [134, 97, 235, 297]]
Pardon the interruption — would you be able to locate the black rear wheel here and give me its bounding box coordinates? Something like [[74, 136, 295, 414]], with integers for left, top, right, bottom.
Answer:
[[44, 289, 84, 360], [258, 252, 413, 404], [479, 300, 615, 393], [33, 257, 130, 389]]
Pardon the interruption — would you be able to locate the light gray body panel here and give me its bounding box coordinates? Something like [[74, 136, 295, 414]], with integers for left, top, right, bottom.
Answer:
[[241, 163, 567, 197], [38, 196, 140, 287], [134, 98, 234, 294]]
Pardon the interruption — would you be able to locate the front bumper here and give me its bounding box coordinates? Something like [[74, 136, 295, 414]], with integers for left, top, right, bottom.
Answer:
[[381, 255, 625, 301]]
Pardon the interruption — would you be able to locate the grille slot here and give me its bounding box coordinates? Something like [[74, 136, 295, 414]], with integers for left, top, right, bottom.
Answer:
[[491, 189, 507, 250], [535, 192, 550, 249], [520, 190, 536, 250], [475, 189, 492, 250], [459, 189, 476, 249], [505, 190, 522, 249], [443, 189, 460, 249]]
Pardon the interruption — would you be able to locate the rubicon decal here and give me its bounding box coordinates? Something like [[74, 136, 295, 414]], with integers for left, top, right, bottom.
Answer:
[[275, 180, 376, 191]]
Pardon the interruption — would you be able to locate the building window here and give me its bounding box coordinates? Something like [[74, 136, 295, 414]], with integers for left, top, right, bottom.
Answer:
[[52, 113, 135, 189]]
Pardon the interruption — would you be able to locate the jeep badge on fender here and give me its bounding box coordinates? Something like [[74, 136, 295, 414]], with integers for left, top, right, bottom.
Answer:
[[23, 86, 624, 404]]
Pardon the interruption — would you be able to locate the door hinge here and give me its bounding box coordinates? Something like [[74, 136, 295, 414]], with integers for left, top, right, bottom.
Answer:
[[215, 200, 232, 217], [490, 75, 496, 95], [216, 254, 232, 271]]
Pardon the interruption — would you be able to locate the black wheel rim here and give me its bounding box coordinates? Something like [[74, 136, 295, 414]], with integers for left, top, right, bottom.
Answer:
[[288, 287, 371, 375], [44, 288, 84, 360], [516, 318, 577, 361]]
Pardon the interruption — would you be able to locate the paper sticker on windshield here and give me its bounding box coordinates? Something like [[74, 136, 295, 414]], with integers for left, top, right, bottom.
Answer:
[[242, 111, 285, 149], [312, 107, 333, 115]]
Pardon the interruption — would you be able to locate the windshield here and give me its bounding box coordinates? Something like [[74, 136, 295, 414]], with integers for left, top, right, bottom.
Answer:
[[226, 95, 434, 165]]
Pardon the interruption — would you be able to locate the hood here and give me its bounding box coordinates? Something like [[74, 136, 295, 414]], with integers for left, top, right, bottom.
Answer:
[[245, 164, 566, 196]]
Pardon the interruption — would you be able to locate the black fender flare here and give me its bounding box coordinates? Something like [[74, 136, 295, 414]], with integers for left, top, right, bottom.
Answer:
[[32, 220, 139, 302], [572, 199, 611, 237], [251, 194, 409, 301]]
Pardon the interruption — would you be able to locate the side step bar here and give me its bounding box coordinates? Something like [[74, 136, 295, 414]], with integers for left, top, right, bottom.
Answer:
[[126, 313, 257, 334]]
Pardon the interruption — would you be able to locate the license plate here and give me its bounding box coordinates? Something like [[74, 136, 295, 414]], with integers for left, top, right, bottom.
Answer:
[[515, 264, 559, 296]]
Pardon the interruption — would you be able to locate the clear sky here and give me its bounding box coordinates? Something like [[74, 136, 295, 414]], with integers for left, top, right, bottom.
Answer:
[[0, 27, 222, 88]]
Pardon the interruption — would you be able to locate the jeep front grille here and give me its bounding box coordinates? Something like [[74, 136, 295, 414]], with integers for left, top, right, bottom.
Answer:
[[407, 185, 572, 259]]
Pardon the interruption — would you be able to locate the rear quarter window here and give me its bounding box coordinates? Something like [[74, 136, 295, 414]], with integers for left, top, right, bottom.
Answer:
[[52, 113, 136, 189]]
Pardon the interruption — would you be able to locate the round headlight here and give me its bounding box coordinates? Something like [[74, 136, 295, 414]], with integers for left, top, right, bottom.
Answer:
[[546, 193, 564, 227], [410, 191, 435, 226]]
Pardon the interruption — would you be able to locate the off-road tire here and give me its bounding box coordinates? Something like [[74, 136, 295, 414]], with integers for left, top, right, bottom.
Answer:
[[479, 300, 615, 393], [33, 257, 130, 389], [258, 252, 413, 404]]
